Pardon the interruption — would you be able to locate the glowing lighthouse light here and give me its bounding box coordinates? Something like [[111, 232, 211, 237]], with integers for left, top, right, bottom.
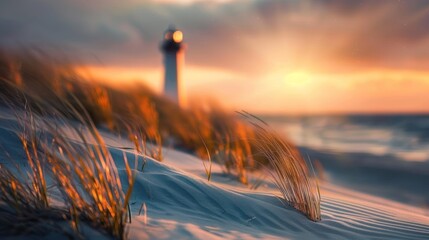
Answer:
[[161, 26, 185, 105], [173, 31, 183, 43]]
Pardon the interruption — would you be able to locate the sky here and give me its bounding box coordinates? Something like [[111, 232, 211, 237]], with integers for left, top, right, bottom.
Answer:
[[1, 0, 429, 114]]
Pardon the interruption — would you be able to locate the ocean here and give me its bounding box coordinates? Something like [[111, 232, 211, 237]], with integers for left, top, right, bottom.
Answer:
[[264, 114, 429, 208]]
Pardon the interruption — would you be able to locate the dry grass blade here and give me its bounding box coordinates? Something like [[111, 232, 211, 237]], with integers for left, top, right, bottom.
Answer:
[[40, 107, 135, 239], [245, 112, 321, 221], [0, 91, 135, 239], [15, 103, 49, 209], [198, 131, 212, 181]]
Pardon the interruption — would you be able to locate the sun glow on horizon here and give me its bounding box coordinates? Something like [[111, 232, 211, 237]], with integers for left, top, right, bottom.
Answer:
[[284, 71, 311, 89], [75, 64, 429, 114]]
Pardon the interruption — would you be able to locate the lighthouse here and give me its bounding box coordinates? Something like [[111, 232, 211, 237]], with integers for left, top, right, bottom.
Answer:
[[161, 26, 184, 105]]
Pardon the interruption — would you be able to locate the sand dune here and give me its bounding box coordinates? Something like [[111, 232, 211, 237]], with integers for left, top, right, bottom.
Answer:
[[115, 145, 429, 239], [0, 112, 429, 239]]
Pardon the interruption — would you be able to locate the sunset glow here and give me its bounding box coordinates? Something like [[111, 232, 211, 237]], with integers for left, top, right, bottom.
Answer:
[[3, 0, 429, 114], [2, 1, 429, 239], [78, 64, 429, 114]]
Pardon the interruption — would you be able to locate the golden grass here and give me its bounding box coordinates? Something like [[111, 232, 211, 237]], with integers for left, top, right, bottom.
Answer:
[[0, 93, 135, 238], [135, 97, 163, 160], [0, 50, 251, 183], [0, 49, 321, 222], [242, 112, 321, 221]]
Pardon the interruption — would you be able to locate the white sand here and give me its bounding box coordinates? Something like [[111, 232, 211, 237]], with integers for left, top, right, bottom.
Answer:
[[121, 146, 429, 239], [1, 111, 429, 239]]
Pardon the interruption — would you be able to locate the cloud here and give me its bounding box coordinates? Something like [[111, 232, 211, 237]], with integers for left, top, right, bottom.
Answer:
[[1, 0, 429, 75]]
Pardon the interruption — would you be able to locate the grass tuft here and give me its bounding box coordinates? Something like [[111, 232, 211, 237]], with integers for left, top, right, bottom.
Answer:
[[0, 91, 135, 238], [243, 112, 321, 221]]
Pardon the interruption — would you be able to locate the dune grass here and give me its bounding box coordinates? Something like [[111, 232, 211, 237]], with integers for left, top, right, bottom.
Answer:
[[0, 91, 135, 238], [241, 112, 321, 221], [0, 49, 321, 222], [0, 50, 254, 184]]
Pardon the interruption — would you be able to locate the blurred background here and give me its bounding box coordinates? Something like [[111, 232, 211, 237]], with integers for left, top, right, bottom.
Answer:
[[1, 0, 429, 209], [2, 0, 429, 113]]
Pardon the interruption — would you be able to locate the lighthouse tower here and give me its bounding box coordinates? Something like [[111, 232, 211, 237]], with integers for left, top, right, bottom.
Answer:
[[161, 26, 184, 105]]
